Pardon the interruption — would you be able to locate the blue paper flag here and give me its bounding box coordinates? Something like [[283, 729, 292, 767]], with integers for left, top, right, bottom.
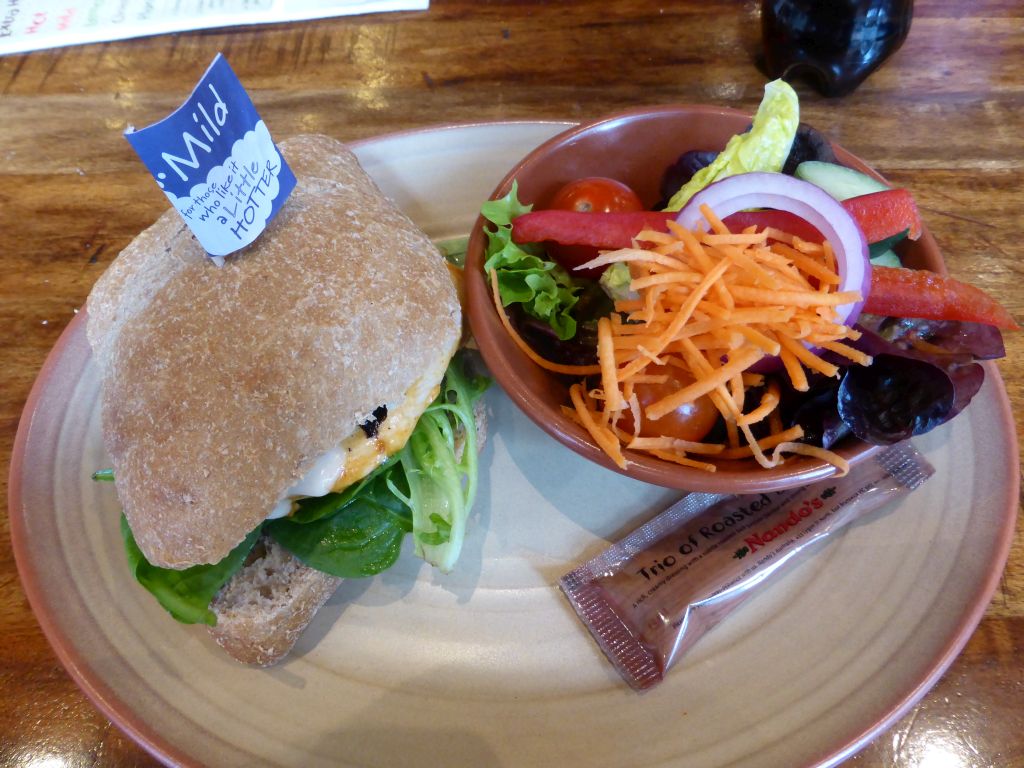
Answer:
[[125, 54, 296, 260]]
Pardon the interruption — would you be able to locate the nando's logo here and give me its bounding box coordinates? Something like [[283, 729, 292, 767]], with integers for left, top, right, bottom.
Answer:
[[733, 487, 836, 558]]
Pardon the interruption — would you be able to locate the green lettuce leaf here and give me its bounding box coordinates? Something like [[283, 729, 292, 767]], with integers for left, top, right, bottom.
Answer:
[[482, 182, 581, 340], [665, 79, 800, 211], [403, 351, 488, 572], [599, 262, 638, 302], [436, 236, 469, 267], [121, 516, 261, 626]]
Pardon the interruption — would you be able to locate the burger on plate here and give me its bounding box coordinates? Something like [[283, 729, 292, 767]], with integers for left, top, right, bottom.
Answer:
[[86, 134, 486, 665]]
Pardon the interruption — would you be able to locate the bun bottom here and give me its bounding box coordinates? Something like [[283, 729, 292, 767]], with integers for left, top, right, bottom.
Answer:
[[209, 536, 342, 666]]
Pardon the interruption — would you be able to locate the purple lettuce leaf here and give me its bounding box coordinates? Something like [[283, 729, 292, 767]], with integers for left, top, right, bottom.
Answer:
[[855, 314, 1005, 362], [781, 316, 1003, 446], [837, 354, 956, 444], [658, 150, 718, 208], [779, 375, 850, 449]]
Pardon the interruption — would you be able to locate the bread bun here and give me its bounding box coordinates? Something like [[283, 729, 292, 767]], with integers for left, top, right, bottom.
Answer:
[[86, 135, 461, 568]]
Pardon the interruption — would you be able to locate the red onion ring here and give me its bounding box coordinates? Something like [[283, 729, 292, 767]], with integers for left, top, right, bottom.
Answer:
[[675, 172, 870, 327]]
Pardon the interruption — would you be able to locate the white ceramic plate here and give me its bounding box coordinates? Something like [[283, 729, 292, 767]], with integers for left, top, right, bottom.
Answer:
[[10, 123, 1019, 768]]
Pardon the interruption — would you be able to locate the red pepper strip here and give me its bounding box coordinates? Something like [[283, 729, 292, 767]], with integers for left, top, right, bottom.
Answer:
[[512, 190, 920, 252], [722, 210, 824, 243], [725, 190, 922, 245], [510, 210, 675, 249], [842, 188, 922, 242], [866, 266, 1019, 330]]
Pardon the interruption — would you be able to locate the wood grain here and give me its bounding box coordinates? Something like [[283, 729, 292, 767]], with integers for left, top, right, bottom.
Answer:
[[2, 1, 1022, 766]]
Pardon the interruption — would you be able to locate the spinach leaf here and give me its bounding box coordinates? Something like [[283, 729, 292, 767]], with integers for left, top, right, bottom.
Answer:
[[266, 466, 412, 578], [121, 516, 260, 626], [288, 454, 399, 524]]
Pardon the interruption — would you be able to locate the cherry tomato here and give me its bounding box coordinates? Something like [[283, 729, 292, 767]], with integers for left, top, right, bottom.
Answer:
[[616, 365, 720, 442], [546, 177, 644, 278], [548, 177, 644, 214]]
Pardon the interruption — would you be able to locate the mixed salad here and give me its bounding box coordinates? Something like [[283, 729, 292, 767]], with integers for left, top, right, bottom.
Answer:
[[482, 80, 1016, 473]]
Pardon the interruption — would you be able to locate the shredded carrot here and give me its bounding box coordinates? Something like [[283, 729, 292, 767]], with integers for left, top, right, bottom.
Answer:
[[702, 232, 768, 247], [769, 442, 850, 476], [646, 347, 764, 420], [626, 391, 642, 441], [777, 334, 840, 378], [648, 449, 719, 472], [762, 226, 796, 246], [569, 383, 626, 468], [627, 373, 671, 384], [737, 381, 781, 427], [793, 237, 824, 255], [627, 436, 725, 455], [735, 324, 782, 356], [499, 205, 870, 475], [817, 340, 873, 366], [742, 372, 765, 387], [579, 247, 686, 272], [729, 286, 861, 308], [719, 425, 806, 460], [773, 242, 841, 285], [636, 229, 676, 246], [699, 203, 729, 234], [905, 335, 951, 356], [779, 346, 809, 392], [598, 317, 622, 411]]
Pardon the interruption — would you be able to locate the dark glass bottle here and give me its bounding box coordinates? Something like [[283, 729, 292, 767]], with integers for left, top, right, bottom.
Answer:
[[760, 0, 914, 97]]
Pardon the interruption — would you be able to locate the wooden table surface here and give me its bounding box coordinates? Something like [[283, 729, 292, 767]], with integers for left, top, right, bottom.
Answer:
[[2, 1, 1022, 766]]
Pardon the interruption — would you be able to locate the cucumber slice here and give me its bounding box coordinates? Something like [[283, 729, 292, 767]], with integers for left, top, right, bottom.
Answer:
[[868, 229, 909, 259], [869, 249, 902, 268], [795, 160, 889, 201]]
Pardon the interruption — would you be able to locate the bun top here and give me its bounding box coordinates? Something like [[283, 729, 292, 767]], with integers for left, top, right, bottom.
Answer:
[[86, 135, 461, 568]]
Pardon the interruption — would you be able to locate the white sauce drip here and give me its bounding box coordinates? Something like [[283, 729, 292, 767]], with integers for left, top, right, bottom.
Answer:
[[265, 448, 346, 519]]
